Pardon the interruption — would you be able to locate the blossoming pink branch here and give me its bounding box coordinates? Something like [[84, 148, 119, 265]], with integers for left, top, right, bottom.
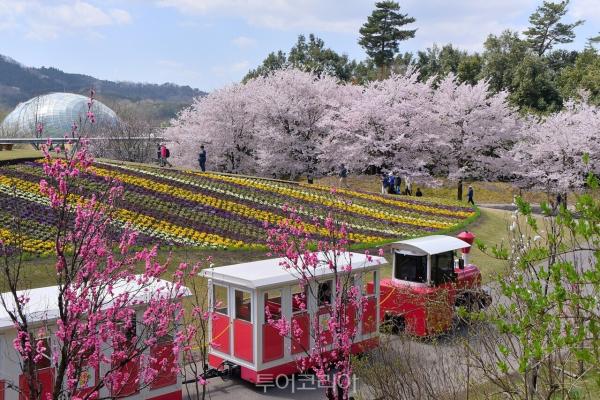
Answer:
[[265, 198, 384, 400], [0, 91, 193, 400]]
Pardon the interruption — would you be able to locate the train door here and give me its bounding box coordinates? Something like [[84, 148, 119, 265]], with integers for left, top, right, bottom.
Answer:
[[233, 288, 253, 363]]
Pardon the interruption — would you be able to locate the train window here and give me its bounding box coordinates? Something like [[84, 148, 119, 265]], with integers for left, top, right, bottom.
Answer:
[[362, 271, 376, 296], [235, 289, 252, 322], [318, 280, 333, 307], [342, 275, 355, 302], [432, 251, 456, 284], [213, 285, 228, 315], [264, 290, 282, 321], [394, 253, 427, 283], [292, 284, 307, 313], [34, 337, 51, 369]]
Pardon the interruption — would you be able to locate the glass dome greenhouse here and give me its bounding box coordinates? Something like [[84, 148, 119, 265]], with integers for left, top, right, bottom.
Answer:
[[0, 92, 119, 137]]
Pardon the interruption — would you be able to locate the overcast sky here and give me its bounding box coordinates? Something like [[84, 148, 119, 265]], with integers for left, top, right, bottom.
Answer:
[[0, 0, 598, 91]]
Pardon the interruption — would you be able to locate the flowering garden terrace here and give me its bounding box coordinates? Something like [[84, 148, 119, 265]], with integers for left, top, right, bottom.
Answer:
[[0, 159, 477, 255]]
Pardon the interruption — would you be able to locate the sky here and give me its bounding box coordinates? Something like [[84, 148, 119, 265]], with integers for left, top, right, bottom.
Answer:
[[0, 0, 599, 92]]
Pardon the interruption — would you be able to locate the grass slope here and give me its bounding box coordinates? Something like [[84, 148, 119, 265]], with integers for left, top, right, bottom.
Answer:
[[0, 148, 42, 162], [316, 175, 559, 205]]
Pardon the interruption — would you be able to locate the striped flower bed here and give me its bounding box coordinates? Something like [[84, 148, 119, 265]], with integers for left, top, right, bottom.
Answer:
[[0, 160, 476, 254]]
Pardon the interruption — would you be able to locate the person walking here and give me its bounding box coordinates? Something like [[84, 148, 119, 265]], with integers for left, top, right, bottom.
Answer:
[[156, 143, 162, 166], [405, 177, 412, 196], [467, 185, 475, 205], [160, 144, 172, 167], [387, 172, 395, 194], [381, 174, 388, 194], [198, 145, 207, 172], [339, 164, 349, 188], [394, 174, 402, 195], [556, 193, 563, 209]]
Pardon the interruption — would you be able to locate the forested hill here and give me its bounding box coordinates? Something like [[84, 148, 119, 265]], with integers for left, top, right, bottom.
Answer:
[[0, 54, 205, 108]]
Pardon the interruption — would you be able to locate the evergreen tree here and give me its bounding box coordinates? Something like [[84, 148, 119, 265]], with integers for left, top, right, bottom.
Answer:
[[243, 51, 287, 82], [457, 54, 483, 85], [545, 49, 579, 74], [523, 0, 583, 56], [287, 34, 354, 81], [558, 48, 600, 104], [415, 44, 474, 83], [588, 33, 600, 48], [510, 54, 562, 113], [358, 1, 416, 75], [243, 34, 353, 82], [351, 59, 379, 85], [481, 30, 528, 93]]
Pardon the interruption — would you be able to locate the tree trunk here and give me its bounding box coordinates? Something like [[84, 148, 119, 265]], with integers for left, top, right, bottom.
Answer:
[[527, 362, 540, 400], [457, 180, 463, 201]]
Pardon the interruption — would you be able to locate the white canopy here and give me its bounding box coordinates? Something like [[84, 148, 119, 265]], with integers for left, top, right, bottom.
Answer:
[[391, 235, 470, 256], [0, 277, 190, 331], [201, 252, 387, 289]]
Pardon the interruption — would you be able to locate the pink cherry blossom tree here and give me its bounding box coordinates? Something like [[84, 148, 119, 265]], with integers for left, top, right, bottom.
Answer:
[[265, 202, 383, 400], [0, 139, 192, 400], [512, 93, 600, 196], [165, 69, 347, 179], [165, 83, 259, 173], [249, 69, 345, 179], [424, 75, 520, 200], [320, 69, 433, 177]]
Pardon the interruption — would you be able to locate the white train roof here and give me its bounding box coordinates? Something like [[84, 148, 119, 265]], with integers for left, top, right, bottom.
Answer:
[[391, 235, 470, 256], [201, 252, 387, 289], [0, 276, 190, 331]]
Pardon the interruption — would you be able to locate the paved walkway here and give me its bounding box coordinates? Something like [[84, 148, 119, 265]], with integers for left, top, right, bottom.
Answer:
[[480, 203, 576, 215]]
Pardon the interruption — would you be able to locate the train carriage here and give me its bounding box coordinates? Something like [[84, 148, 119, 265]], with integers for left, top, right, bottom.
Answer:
[[0, 278, 189, 400], [200, 251, 387, 384]]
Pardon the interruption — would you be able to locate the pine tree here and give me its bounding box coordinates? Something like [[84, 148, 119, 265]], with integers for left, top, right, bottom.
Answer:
[[523, 0, 584, 56], [358, 1, 416, 76]]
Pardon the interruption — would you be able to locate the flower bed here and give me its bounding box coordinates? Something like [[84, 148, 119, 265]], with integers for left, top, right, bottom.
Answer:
[[0, 160, 477, 254]]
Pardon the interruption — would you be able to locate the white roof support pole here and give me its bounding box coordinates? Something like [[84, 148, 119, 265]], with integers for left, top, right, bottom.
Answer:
[[207, 279, 213, 344], [252, 288, 259, 369], [426, 255, 432, 285], [281, 286, 292, 360]]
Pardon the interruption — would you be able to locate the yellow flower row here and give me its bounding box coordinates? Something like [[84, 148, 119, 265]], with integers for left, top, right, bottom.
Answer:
[[116, 208, 252, 249], [0, 228, 55, 255], [91, 166, 385, 243], [196, 172, 454, 230], [302, 183, 475, 219], [0, 174, 39, 193]]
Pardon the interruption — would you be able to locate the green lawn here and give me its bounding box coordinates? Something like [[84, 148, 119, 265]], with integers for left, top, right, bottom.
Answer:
[[460, 207, 511, 281], [0, 148, 42, 162]]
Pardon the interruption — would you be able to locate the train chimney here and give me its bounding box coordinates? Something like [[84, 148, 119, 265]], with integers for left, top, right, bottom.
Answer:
[[457, 231, 475, 265]]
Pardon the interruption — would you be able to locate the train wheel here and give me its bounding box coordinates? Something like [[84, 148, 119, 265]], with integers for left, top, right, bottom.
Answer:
[[381, 314, 405, 334]]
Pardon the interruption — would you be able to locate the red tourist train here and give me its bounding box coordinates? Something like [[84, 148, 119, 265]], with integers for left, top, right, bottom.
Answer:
[[200, 233, 491, 383], [370, 232, 491, 336]]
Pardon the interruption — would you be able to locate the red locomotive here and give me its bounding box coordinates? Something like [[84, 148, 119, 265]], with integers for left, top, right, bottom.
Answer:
[[370, 232, 491, 336]]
